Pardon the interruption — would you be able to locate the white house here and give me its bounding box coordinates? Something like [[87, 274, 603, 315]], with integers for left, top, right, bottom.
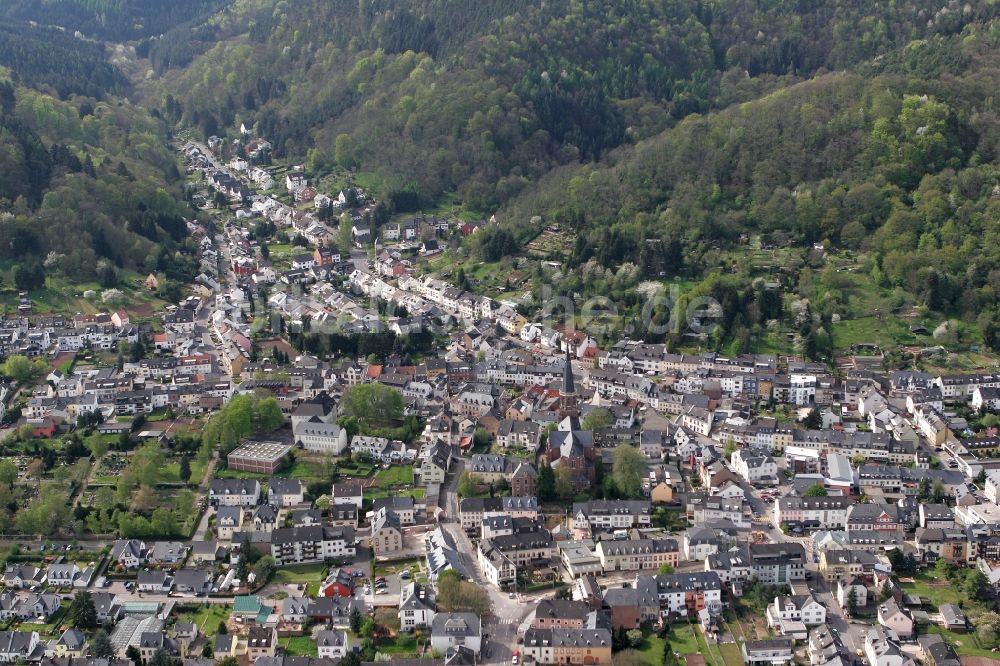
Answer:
[[430, 613, 481, 656], [316, 630, 348, 659], [766, 595, 826, 628]]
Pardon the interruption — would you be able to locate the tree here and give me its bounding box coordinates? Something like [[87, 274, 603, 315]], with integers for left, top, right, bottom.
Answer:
[[26, 458, 44, 483], [217, 658, 240, 666], [581, 408, 613, 431], [148, 648, 174, 666], [933, 557, 954, 581], [252, 555, 276, 584], [974, 611, 1000, 646], [374, 607, 400, 633], [723, 438, 737, 459], [125, 645, 142, 666], [437, 570, 490, 615], [917, 477, 931, 500], [0, 355, 46, 383], [886, 548, 907, 573], [341, 384, 405, 425], [349, 606, 362, 634], [804, 484, 828, 497], [845, 586, 858, 617], [612, 444, 647, 499], [851, 453, 867, 467], [70, 591, 97, 629], [803, 408, 822, 430], [178, 455, 191, 484], [457, 472, 477, 498], [92, 630, 115, 658], [473, 428, 490, 449], [657, 563, 674, 575], [256, 397, 284, 432], [554, 464, 574, 499], [931, 479, 946, 503], [0, 460, 17, 488], [537, 461, 555, 501], [964, 568, 990, 602]]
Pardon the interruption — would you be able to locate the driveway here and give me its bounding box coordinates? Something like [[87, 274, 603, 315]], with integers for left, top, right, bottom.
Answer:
[[356, 573, 402, 607]]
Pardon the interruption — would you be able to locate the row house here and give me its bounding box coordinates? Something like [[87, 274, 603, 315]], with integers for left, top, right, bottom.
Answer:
[[818, 548, 881, 582], [595, 538, 680, 573], [766, 594, 827, 628], [478, 530, 556, 588], [571, 500, 652, 530], [496, 420, 542, 450], [521, 628, 612, 666], [914, 528, 969, 565], [270, 526, 356, 566], [748, 543, 807, 584], [688, 496, 753, 529], [934, 373, 1000, 401], [773, 495, 855, 530], [458, 496, 539, 532], [640, 571, 724, 617]]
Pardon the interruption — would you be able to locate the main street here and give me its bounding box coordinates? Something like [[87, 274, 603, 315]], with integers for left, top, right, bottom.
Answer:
[[440, 458, 537, 665]]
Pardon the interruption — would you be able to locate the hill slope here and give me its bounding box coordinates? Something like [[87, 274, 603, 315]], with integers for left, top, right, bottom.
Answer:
[[148, 0, 994, 211], [0, 24, 197, 298]]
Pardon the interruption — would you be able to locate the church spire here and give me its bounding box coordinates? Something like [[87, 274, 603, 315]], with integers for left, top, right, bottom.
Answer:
[[563, 346, 575, 396]]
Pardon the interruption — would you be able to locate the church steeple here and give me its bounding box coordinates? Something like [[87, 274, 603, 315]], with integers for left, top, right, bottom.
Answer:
[[559, 346, 578, 418], [563, 346, 575, 396]]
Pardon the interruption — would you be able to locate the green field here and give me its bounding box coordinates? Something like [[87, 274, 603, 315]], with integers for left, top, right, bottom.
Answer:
[[717, 642, 744, 666], [280, 636, 318, 657], [633, 628, 666, 666], [273, 563, 327, 585], [899, 575, 962, 609], [216, 460, 326, 482], [373, 557, 422, 577], [375, 632, 419, 655], [174, 604, 231, 636], [159, 459, 208, 484], [927, 626, 998, 658], [372, 466, 414, 487]]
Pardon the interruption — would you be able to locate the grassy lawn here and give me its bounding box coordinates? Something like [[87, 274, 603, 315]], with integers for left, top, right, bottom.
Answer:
[[273, 563, 327, 585], [373, 557, 422, 577], [663, 623, 725, 666], [927, 626, 998, 658], [159, 458, 208, 485], [376, 632, 419, 655], [365, 486, 426, 501], [217, 460, 327, 482], [634, 628, 666, 665], [717, 641, 745, 666], [372, 466, 413, 488], [18, 622, 60, 639], [175, 604, 231, 636], [337, 463, 376, 478], [280, 636, 318, 657], [898, 574, 962, 609]]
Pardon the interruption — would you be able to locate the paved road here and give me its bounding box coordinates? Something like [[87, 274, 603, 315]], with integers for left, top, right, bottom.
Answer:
[[440, 459, 535, 665]]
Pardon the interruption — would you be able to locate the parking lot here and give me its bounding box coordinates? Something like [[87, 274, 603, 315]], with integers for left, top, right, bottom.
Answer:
[[355, 572, 407, 607]]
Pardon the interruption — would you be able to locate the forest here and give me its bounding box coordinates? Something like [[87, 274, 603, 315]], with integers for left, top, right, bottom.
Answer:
[[131, 0, 1000, 355], [0, 27, 197, 289], [0, 0, 226, 41], [149, 0, 995, 211]]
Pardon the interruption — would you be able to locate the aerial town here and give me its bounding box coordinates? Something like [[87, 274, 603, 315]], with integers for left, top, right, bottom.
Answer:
[[0, 129, 999, 666]]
